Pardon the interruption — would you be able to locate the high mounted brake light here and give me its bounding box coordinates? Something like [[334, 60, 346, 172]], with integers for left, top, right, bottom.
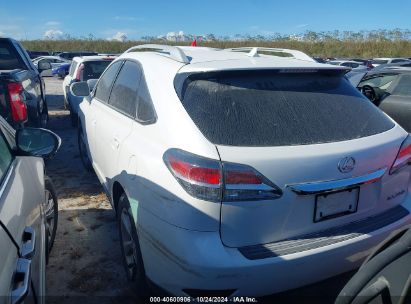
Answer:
[[390, 135, 411, 174], [163, 149, 282, 202], [7, 82, 27, 123]]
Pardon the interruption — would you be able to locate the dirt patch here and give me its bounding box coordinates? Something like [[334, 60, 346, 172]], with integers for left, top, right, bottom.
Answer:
[[44, 78, 143, 303]]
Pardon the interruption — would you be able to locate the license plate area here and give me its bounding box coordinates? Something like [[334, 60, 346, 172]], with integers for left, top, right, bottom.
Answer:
[[314, 187, 360, 222]]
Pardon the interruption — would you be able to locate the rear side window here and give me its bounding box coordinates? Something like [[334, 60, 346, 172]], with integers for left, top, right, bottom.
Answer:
[[82, 60, 112, 81], [0, 41, 25, 70], [94, 60, 123, 103], [109, 61, 141, 117], [137, 76, 156, 123], [392, 75, 411, 96], [180, 71, 395, 147]]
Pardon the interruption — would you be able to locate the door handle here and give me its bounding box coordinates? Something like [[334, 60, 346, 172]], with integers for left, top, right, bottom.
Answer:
[[20, 227, 36, 259], [11, 258, 31, 304]]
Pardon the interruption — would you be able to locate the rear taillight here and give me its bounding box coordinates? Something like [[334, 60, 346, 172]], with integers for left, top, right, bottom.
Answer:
[[7, 82, 27, 123], [163, 149, 282, 202], [390, 135, 411, 174], [75, 63, 84, 81], [223, 163, 282, 201]]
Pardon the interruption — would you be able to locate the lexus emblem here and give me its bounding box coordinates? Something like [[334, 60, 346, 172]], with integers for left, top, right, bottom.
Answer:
[[338, 157, 356, 173]]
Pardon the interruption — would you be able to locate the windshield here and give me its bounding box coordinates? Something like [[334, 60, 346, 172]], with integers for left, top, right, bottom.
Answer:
[[179, 71, 394, 147]]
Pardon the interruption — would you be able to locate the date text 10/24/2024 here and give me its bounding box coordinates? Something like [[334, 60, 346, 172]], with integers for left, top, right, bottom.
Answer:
[[149, 297, 258, 303]]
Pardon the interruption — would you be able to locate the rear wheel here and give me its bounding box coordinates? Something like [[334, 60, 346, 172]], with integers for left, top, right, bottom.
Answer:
[[117, 193, 149, 294], [78, 127, 92, 171], [44, 176, 58, 259]]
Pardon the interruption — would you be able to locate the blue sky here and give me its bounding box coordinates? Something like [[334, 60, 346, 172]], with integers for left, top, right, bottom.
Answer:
[[1, 0, 411, 40]]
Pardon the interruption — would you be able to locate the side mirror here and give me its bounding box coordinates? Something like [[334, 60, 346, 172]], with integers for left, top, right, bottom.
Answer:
[[87, 79, 98, 92], [37, 59, 52, 72], [70, 82, 90, 97], [16, 128, 61, 159]]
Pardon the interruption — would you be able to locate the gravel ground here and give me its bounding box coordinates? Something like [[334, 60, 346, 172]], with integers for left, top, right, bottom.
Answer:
[[44, 77, 142, 303], [43, 77, 354, 304]]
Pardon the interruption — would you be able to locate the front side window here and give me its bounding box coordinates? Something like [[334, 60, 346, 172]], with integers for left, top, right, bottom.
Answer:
[[94, 60, 123, 103], [392, 75, 411, 97], [109, 61, 141, 117], [179, 70, 394, 147], [69, 61, 78, 76]]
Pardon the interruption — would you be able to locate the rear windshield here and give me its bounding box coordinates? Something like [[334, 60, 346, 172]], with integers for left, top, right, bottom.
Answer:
[[82, 60, 112, 81], [179, 71, 394, 147], [0, 41, 26, 70]]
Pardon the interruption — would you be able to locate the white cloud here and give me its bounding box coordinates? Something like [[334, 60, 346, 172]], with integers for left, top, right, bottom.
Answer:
[[296, 24, 309, 28], [45, 21, 60, 26], [108, 31, 128, 42], [43, 29, 64, 40]]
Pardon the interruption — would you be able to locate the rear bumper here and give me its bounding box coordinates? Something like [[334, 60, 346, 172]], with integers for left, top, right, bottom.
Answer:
[[138, 200, 411, 297]]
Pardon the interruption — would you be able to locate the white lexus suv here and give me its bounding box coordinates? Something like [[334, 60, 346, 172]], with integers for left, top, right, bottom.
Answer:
[[71, 45, 411, 297]]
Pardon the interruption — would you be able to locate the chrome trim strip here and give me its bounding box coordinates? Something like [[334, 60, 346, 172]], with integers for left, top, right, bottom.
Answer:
[[287, 168, 387, 195], [0, 163, 14, 199]]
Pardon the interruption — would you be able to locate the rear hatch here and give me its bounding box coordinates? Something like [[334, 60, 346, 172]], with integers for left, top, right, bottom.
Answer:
[[178, 69, 408, 248]]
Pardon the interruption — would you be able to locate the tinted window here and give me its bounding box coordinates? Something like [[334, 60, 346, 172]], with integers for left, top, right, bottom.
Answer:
[[372, 60, 389, 65], [109, 61, 141, 116], [359, 74, 398, 91], [94, 61, 123, 103], [392, 75, 411, 96], [137, 76, 156, 123], [0, 41, 25, 70], [81, 60, 113, 81], [0, 134, 12, 181], [392, 59, 406, 63], [180, 71, 394, 146]]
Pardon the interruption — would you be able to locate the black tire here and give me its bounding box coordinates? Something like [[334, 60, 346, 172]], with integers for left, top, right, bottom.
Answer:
[[78, 127, 92, 171], [117, 193, 148, 295], [44, 176, 58, 261]]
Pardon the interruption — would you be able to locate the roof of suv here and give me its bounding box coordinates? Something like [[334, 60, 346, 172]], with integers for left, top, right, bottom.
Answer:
[[72, 55, 116, 63], [119, 45, 348, 74]]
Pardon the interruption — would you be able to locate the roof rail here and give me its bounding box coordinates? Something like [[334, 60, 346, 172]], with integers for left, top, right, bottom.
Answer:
[[124, 44, 189, 64], [226, 47, 315, 62]]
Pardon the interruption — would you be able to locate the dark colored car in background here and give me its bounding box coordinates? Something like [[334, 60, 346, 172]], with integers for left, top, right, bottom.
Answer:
[[52, 63, 70, 79], [57, 51, 98, 61], [27, 50, 50, 59], [356, 68, 411, 132], [0, 38, 51, 128]]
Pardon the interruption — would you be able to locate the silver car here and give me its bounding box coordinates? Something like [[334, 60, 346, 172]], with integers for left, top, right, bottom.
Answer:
[[0, 117, 60, 304]]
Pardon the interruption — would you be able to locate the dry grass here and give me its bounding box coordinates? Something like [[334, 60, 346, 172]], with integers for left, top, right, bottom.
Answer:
[[21, 39, 411, 58]]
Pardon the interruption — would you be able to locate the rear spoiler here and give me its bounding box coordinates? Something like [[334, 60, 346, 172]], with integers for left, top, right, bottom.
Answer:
[[174, 68, 350, 100]]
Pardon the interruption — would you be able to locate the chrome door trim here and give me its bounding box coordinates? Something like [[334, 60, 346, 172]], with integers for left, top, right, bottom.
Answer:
[[0, 162, 15, 199], [287, 168, 387, 195]]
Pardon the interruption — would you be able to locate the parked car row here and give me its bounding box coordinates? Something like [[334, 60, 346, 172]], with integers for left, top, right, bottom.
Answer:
[[3, 37, 411, 301], [69, 45, 411, 298]]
